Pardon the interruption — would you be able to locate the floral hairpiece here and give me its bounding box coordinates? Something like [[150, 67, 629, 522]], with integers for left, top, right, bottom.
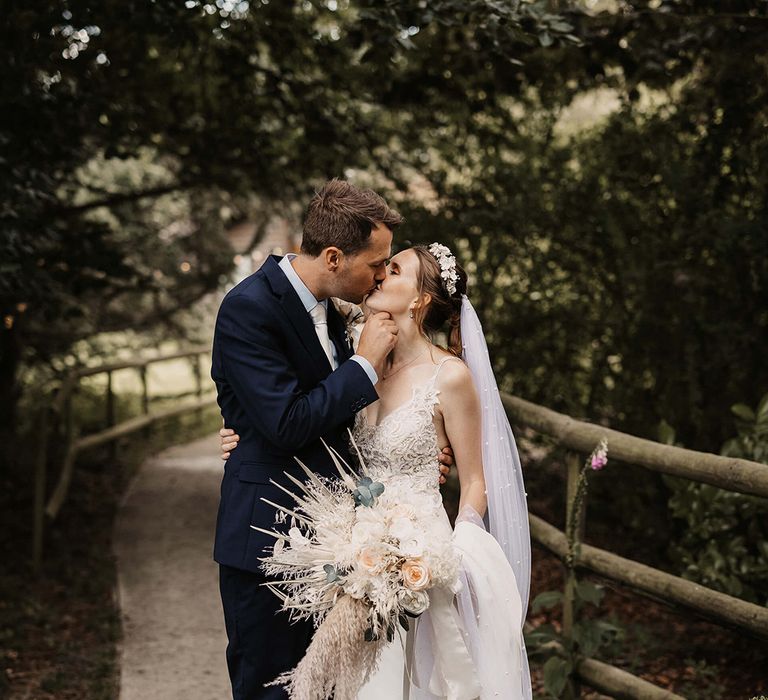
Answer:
[[428, 242, 458, 296]]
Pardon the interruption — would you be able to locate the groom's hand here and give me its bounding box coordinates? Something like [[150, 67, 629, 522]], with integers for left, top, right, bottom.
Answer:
[[356, 311, 398, 378], [438, 446, 454, 485]]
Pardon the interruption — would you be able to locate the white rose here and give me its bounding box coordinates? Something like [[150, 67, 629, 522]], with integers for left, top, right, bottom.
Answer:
[[399, 589, 430, 616], [399, 538, 426, 558], [389, 516, 416, 542], [388, 503, 416, 521], [350, 518, 386, 549]]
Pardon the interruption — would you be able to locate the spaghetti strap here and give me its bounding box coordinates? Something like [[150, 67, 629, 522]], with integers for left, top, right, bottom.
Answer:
[[427, 355, 464, 388]]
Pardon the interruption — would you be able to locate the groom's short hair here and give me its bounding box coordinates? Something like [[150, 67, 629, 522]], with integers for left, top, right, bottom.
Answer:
[[301, 179, 403, 257]]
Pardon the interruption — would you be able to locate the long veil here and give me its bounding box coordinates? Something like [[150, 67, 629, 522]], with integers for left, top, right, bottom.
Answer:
[[460, 294, 532, 694], [361, 294, 534, 700]]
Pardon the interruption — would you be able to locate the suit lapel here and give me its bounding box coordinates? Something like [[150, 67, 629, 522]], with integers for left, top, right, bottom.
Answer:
[[263, 256, 333, 376]]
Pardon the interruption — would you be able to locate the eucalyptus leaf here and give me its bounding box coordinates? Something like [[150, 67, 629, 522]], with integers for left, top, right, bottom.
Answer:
[[323, 564, 340, 583], [369, 481, 385, 497]]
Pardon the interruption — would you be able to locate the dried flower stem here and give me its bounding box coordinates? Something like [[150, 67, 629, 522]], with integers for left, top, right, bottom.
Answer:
[[269, 595, 385, 700]]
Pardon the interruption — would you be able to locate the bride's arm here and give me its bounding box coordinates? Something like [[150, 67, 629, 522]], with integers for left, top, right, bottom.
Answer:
[[437, 361, 487, 521]]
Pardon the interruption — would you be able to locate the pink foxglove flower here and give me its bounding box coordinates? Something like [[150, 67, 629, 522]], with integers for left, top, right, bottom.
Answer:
[[590, 438, 609, 470]]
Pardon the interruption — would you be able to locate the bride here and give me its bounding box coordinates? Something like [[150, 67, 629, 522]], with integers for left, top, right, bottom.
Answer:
[[221, 243, 532, 699]]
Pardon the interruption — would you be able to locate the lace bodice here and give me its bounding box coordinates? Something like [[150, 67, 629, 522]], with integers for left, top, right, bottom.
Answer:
[[352, 357, 460, 498]]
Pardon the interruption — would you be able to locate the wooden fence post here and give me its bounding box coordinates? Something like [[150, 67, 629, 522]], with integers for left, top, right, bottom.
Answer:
[[563, 450, 586, 698], [106, 370, 117, 459], [139, 365, 150, 439], [32, 407, 50, 573], [193, 354, 203, 424]]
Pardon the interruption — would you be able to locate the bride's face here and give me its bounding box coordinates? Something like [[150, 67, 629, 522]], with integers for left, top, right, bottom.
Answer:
[[364, 249, 421, 318]]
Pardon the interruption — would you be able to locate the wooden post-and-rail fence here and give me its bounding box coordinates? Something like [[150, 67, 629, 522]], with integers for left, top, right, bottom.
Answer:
[[32, 346, 217, 570], [501, 393, 768, 699], [31, 348, 768, 697]]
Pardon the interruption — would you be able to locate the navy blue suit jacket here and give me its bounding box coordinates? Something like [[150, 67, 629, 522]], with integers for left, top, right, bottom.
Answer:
[[211, 255, 379, 573]]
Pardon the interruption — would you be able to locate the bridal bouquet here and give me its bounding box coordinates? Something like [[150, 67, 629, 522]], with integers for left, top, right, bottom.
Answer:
[[253, 442, 460, 700]]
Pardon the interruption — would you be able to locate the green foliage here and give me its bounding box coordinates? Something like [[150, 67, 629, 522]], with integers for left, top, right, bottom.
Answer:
[[531, 590, 563, 614], [526, 443, 622, 697], [396, 1, 768, 455], [676, 658, 727, 700], [0, 0, 577, 453], [541, 656, 572, 698], [722, 393, 768, 464], [4, 0, 768, 481], [662, 394, 768, 604], [527, 579, 623, 697]]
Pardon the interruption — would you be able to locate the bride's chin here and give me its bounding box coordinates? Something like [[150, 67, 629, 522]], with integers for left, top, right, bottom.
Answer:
[[364, 294, 384, 314]]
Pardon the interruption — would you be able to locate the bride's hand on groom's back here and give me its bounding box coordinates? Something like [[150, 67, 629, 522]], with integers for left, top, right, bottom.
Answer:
[[220, 427, 239, 460]]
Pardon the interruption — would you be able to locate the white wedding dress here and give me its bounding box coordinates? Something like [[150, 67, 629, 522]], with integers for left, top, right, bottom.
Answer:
[[352, 357, 531, 700]]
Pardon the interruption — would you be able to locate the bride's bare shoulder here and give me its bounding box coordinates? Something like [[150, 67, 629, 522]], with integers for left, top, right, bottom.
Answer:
[[434, 354, 474, 394]]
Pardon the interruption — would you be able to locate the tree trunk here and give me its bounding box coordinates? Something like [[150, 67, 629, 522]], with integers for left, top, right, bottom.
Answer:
[[0, 324, 21, 470]]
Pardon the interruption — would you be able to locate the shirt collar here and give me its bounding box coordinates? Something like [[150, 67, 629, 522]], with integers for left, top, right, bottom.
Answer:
[[278, 253, 326, 313]]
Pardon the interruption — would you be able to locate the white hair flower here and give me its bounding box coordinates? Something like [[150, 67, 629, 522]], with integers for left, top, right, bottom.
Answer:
[[428, 242, 459, 296]]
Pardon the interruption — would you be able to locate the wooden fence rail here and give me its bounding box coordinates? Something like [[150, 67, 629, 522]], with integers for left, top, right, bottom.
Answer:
[[502, 394, 768, 498], [30, 350, 767, 696], [500, 392, 768, 698], [33, 346, 216, 570]]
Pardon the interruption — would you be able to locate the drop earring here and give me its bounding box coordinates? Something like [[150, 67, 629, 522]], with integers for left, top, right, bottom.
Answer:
[[409, 308, 414, 319]]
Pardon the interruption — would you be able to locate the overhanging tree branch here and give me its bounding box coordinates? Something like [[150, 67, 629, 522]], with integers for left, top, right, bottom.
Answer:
[[50, 182, 195, 218]]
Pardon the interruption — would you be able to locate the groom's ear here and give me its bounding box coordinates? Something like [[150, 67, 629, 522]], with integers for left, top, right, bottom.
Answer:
[[323, 246, 343, 271]]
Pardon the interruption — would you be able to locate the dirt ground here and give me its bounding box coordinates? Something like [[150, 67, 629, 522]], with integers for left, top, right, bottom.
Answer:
[[113, 433, 230, 700]]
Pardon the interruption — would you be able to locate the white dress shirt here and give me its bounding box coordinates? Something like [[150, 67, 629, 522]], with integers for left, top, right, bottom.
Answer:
[[278, 254, 378, 384]]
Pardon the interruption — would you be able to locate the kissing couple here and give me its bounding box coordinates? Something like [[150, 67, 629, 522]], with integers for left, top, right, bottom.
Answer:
[[211, 179, 532, 699]]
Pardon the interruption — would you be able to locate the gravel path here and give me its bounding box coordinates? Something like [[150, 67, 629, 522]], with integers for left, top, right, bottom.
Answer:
[[114, 433, 231, 700]]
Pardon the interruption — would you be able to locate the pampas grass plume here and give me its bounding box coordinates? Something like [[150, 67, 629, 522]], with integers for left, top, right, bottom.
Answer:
[[269, 595, 384, 700]]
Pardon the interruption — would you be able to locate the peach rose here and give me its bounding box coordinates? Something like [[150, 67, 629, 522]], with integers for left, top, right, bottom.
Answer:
[[401, 558, 431, 591], [358, 547, 384, 574]]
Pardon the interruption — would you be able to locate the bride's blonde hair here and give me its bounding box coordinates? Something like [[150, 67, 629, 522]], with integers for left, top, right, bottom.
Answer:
[[411, 245, 468, 357]]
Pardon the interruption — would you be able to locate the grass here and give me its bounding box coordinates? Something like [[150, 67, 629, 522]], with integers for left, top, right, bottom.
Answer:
[[0, 389, 221, 700]]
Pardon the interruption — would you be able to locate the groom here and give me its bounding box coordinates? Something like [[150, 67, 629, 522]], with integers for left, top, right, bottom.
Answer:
[[211, 180, 450, 699]]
